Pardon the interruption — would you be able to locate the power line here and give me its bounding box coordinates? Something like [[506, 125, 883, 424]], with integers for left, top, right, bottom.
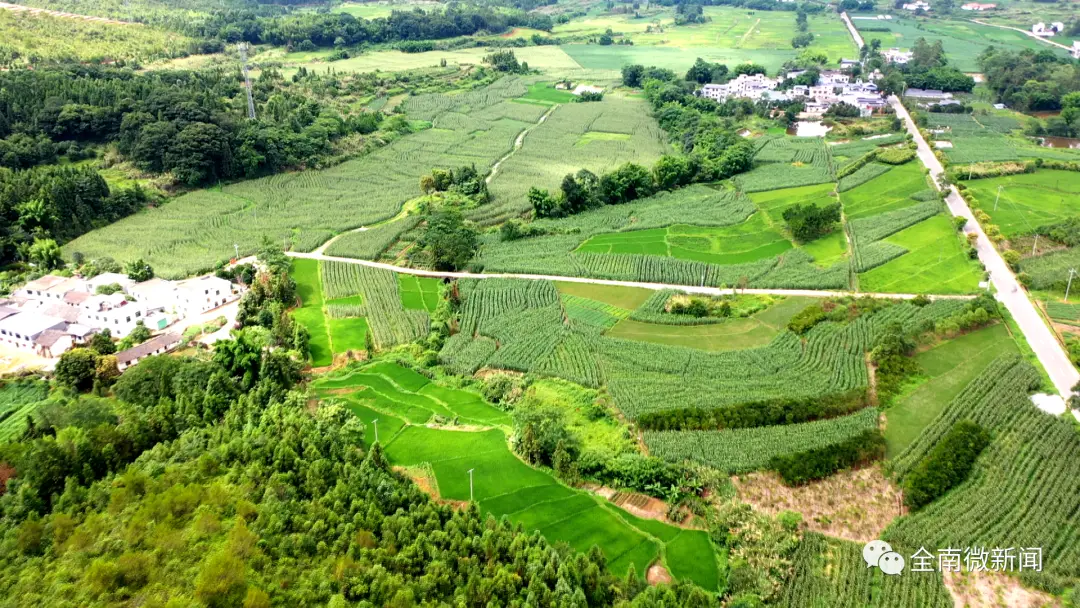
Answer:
[[238, 43, 256, 120]]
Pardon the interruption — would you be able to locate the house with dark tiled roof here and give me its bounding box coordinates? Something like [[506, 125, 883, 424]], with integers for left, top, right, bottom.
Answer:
[[116, 333, 182, 371]]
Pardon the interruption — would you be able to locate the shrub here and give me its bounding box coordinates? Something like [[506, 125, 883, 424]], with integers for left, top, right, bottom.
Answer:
[[787, 304, 826, 335], [635, 389, 869, 431], [903, 420, 990, 510], [875, 147, 915, 165], [768, 429, 886, 485]]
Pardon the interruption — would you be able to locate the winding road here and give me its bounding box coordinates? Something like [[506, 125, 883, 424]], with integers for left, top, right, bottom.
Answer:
[[889, 95, 1080, 399]]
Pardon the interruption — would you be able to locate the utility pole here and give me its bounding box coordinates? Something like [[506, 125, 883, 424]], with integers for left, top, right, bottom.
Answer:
[[1031, 234, 1039, 257], [994, 185, 1002, 211], [468, 468, 475, 502], [238, 43, 256, 120], [233, 243, 239, 259], [372, 419, 378, 443], [1066, 268, 1078, 303]]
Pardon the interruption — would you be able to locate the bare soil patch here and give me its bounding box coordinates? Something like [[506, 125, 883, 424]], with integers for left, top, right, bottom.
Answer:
[[396, 465, 468, 510], [733, 464, 903, 543], [646, 562, 673, 586], [942, 569, 1062, 608]]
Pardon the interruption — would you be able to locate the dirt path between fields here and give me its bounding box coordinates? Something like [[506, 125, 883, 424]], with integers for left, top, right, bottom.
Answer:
[[737, 18, 761, 46], [486, 103, 558, 185]]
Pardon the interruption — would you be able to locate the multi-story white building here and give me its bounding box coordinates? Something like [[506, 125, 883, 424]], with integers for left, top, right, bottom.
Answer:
[[0, 312, 67, 352], [78, 293, 149, 338], [883, 48, 914, 64], [175, 276, 238, 317]]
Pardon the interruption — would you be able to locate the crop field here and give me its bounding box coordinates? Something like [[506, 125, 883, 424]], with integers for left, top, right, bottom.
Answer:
[[736, 136, 836, 193], [777, 532, 953, 608], [321, 261, 429, 349], [324, 216, 421, 260], [576, 216, 793, 266], [1019, 247, 1080, 292], [443, 277, 969, 423], [962, 169, 1080, 238], [275, 45, 584, 74], [839, 162, 932, 220], [554, 282, 654, 310], [857, 214, 983, 294], [0, 379, 49, 442], [478, 185, 850, 289], [474, 97, 668, 225], [518, 82, 577, 105], [644, 407, 880, 473], [312, 362, 720, 586], [925, 113, 1023, 165], [883, 323, 1018, 457], [887, 356, 1080, 593], [561, 44, 796, 74], [558, 6, 856, 71], [291, 259, 334, 367], [65, 78, 538, 278], [853, 16, 1068, 72], [1047, 301, 1080, 324], [398, 275, 442, 313], [606, 296, 813, 351]]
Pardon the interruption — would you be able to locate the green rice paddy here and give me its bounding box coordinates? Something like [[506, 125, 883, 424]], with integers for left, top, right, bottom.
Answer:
[[840, 162, 931, 220], [291, 259, 334, 367], [858, 214, 984, 294], [576, 216, 793, 266], [398, 274, 441, 312], [962, 169, 1080, 238], [884, 323, 1018, 457], [313, 362, 722, 588]]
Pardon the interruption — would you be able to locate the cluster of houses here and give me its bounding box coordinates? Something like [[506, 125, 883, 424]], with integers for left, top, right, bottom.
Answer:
[[0, 272, 241, 368], [960, 3, 996, 11], [697, 70, 888, 117], [901, 1, 930, 12]]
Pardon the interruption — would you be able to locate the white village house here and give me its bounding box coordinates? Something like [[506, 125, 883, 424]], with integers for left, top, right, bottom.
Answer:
[[698, 70, 886, 118], [1032, 22, 1065, 36], [1, 271, 242, 357], [902, 1, 930, 11]]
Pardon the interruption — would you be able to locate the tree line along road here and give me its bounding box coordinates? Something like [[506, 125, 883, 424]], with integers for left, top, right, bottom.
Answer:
[[889, 95, 1080, 401]]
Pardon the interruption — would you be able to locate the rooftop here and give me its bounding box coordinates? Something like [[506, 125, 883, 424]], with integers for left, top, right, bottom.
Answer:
[[116, 333, 182, 365], [0, 312, 66, 336]]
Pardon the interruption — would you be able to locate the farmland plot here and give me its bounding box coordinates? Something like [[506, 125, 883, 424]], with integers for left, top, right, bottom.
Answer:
[[64, 78, 537, 278], [478, 184, 849, 289], [472, 96, 668, 225], [962, 169, 1080, 239], [887, 356, 1080, 594], [442, 277, 968, 421], [312, 362, 720, 587], [0, 379, 49, 443], [644, 407, 880, 473]]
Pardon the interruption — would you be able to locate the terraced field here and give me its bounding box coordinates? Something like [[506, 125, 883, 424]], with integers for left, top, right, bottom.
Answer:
[[312, 361, 721, 588]]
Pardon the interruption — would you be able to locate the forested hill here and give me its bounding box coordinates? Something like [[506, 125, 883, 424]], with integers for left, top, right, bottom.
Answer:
[[0, 346, 716, 606]]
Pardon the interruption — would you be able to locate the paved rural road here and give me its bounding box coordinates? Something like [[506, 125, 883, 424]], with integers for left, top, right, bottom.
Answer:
[[890, 95, 1080, 398], [287, 250, 975, 301], [970, 19, 1075, 52], [840, 12, 865, 49]]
